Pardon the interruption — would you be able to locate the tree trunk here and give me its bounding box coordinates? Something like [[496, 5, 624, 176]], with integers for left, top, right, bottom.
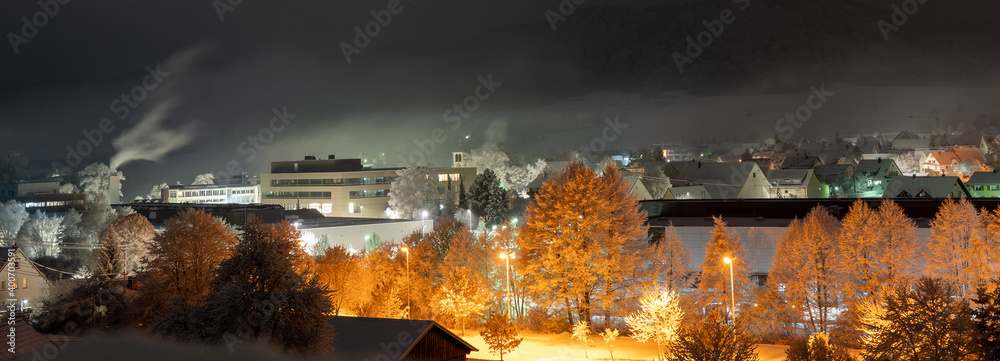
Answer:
[[565, 297, 574, 327]]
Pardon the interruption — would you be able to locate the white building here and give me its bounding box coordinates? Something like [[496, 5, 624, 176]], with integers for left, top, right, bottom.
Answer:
[[163, 184, 260, 204]]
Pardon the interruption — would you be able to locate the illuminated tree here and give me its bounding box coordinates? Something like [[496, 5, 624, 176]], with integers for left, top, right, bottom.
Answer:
[[859, 278, 974, 361], [697, 217, 750, 308], [17, 210, 64, 258], [481, 311, 523, 361], [771, 206, 842, 334], [191, 173, 215, 185], [664, 311, 760, 361], [572, 320, 594, 358], [95, 213, 155, 277], [436, 267, 490, 335], [154, 220, 333, 355], [926, 197, 986, 298], [519, 163, 647, 326], [353, 243, 406, 318], [314, 245, 363, 315], [135, 208, 237, 323], [641, 224, 692, 291], [784, 332, 854, 361], [625, 288, 684, 359], [602, 328, 619, 360], [971, 281, 1000, 360], [388, 165, 439, 219], [469, 168, 509, 227], [0, 200, 29, 245]]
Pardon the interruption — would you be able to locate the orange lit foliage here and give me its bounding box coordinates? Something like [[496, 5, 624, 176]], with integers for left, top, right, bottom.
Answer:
[[771, 206, 842, 334], [314, 245, 363, 315], [519, 163, 647, 326], [697, 216, 751, 308], [927, 197, 994, 298]]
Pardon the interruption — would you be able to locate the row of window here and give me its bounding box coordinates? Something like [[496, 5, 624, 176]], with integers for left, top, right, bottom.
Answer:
[[0, 278, 28, 290], [349, 189, 390, 199], [263, 191, 332, 199], [270, 177, 397, 187], [971, 185, 1000, 191]]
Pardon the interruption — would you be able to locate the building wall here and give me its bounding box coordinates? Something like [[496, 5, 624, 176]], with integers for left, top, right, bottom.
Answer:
[[2, 249, 52, 311], [299, 220, 429, 253], [165, 185, 260, 204], [737, 166, 772, 199]]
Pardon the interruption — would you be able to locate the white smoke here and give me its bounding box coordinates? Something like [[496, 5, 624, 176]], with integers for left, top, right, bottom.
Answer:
[[109, 98, 198, 170]]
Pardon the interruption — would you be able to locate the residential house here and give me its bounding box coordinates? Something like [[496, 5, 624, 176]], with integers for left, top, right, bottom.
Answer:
[[814, 164, 854, 198], [964, 171, 1000, 197], [853, 158, 902, 197], [623, 173, 655, 200], [665, 185, 712, 199], [0, 246, 53, 311], [780, 156, 823, 169], [883, 176, 971, 198], [665, 161, 771, 199], [767, 169, 829, 199], [327, 316, 477, 361], [921, 147, 987, 177]]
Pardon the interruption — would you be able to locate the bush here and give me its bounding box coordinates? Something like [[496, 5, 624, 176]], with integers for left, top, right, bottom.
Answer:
[[521, 307, 569, 333], [664, 311, 759, 361], [785, 333, 855, 361]]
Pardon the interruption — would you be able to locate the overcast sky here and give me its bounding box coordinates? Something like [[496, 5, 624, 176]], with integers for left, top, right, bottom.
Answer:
[[2, 0, 998, 198]]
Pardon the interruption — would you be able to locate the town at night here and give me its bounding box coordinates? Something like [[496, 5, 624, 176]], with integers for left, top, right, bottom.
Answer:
[[1, 1, 999, 360]]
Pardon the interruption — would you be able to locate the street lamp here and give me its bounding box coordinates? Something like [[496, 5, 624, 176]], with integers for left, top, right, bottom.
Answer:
[[499, 252, 515, 317], [467, 209, 472, 231], [723, 257, 736, 325], [421, 210, 428, 236], [401, 245, 410, 318]]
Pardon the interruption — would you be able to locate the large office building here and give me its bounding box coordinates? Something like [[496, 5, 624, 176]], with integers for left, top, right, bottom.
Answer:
[[260, 156, 476, 218], [162, 175, 261, 204]]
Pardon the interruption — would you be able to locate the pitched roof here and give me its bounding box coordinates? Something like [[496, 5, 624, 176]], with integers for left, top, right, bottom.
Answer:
[[883, 176, 969, 198], [326, 316, 476, 361], [0, 318, 51, 360], [855, 158, 898, 177], [766, 169, 816, 187], [965, 171, 1000, 185]]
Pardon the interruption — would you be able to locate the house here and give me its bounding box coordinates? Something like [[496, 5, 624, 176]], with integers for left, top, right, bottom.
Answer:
[[0, 318, 53, 360], [0, 247, 53, 311], [883, 176, 971, 198], [853, 158, 902, 197], [856, 138, 882, 154], [767, 169, 829, 199], [327, 316, 477, 361], [780, 156, 823, 169], [814, 164, 854, 198], [820, 147, 862, 166], [665, 161, 770, 199], [921, 147, 987, 176], [666, 185, 712, 199], [964, 171, 1000, 197], [623, 174, 655, 200]]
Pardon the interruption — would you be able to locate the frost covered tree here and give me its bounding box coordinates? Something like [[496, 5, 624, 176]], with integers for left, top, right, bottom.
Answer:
[[465, 144, 546, 194], [971, 281, 1000, 360], [76, 163, 124, 204], [625, 288, 684, 359], [315, 245, 363, 315], [859, 278, 974, 361], [642, 164, 671, 199], [143, 182, 170, 200], [771, 206, 842, 334], [926, 197, 988, 298], [602, 328, 619, 360], [889, 153, 918, 174], [0, 151, 27, 184], [572, 320, 594, 358], [784, 332, 854, 361], [191, 173, 215, 185], [519, 163, 647, 327], [135, 208, 237, 323], [0, 200, 29, 244], [642, 224, 692, 291], [153, 219, 334, 355], [95, 213, 155, 278], [354, 243, 406, 318], [665, 311, 759, 361], [469, 169, 509, 227], [697, 217, 750, 309], [481, 311, 522, 361], [387, 165, 439, 219], [17, 210, 64, 258], [436, 267, 490, 335]]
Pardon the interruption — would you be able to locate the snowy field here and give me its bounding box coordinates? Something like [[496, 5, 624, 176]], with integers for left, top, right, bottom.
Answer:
[[463, 331, 791, 361]]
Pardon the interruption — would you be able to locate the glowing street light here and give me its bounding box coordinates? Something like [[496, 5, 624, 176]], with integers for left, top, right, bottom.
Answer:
[[499, 252, 515, 317], [401, 245, 410, 318], [723, 257, 736, 325], [421, 210, 429, 236]]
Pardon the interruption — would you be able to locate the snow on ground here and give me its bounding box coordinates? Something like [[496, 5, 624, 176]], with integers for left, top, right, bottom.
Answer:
[[462, 331, 790, 361]]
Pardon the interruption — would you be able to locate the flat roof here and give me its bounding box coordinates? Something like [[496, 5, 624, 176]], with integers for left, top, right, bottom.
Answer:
[[297, 216, 422, 229]]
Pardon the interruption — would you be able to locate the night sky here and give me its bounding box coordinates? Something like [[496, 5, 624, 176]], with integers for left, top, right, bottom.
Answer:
[[2, 0, 999, 199]]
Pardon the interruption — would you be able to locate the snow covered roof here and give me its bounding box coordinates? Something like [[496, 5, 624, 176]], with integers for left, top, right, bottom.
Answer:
[[327, 316, 476, 361], [855, 158, 899, 177], [883, 176, 970, 198], [964, 171, 1000, 185], [767, 169, 816, 188]]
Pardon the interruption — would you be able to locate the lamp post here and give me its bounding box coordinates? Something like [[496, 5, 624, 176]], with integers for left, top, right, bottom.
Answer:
[[467, 209, 473, 231], [401, 245, 410, 318], [421, 210, 428, 236], [723, 257, 736, 325], [499, 252, 514, 317]]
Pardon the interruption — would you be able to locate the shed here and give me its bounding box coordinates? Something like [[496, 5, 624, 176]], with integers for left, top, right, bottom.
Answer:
[[327, 316, 477, 361]]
